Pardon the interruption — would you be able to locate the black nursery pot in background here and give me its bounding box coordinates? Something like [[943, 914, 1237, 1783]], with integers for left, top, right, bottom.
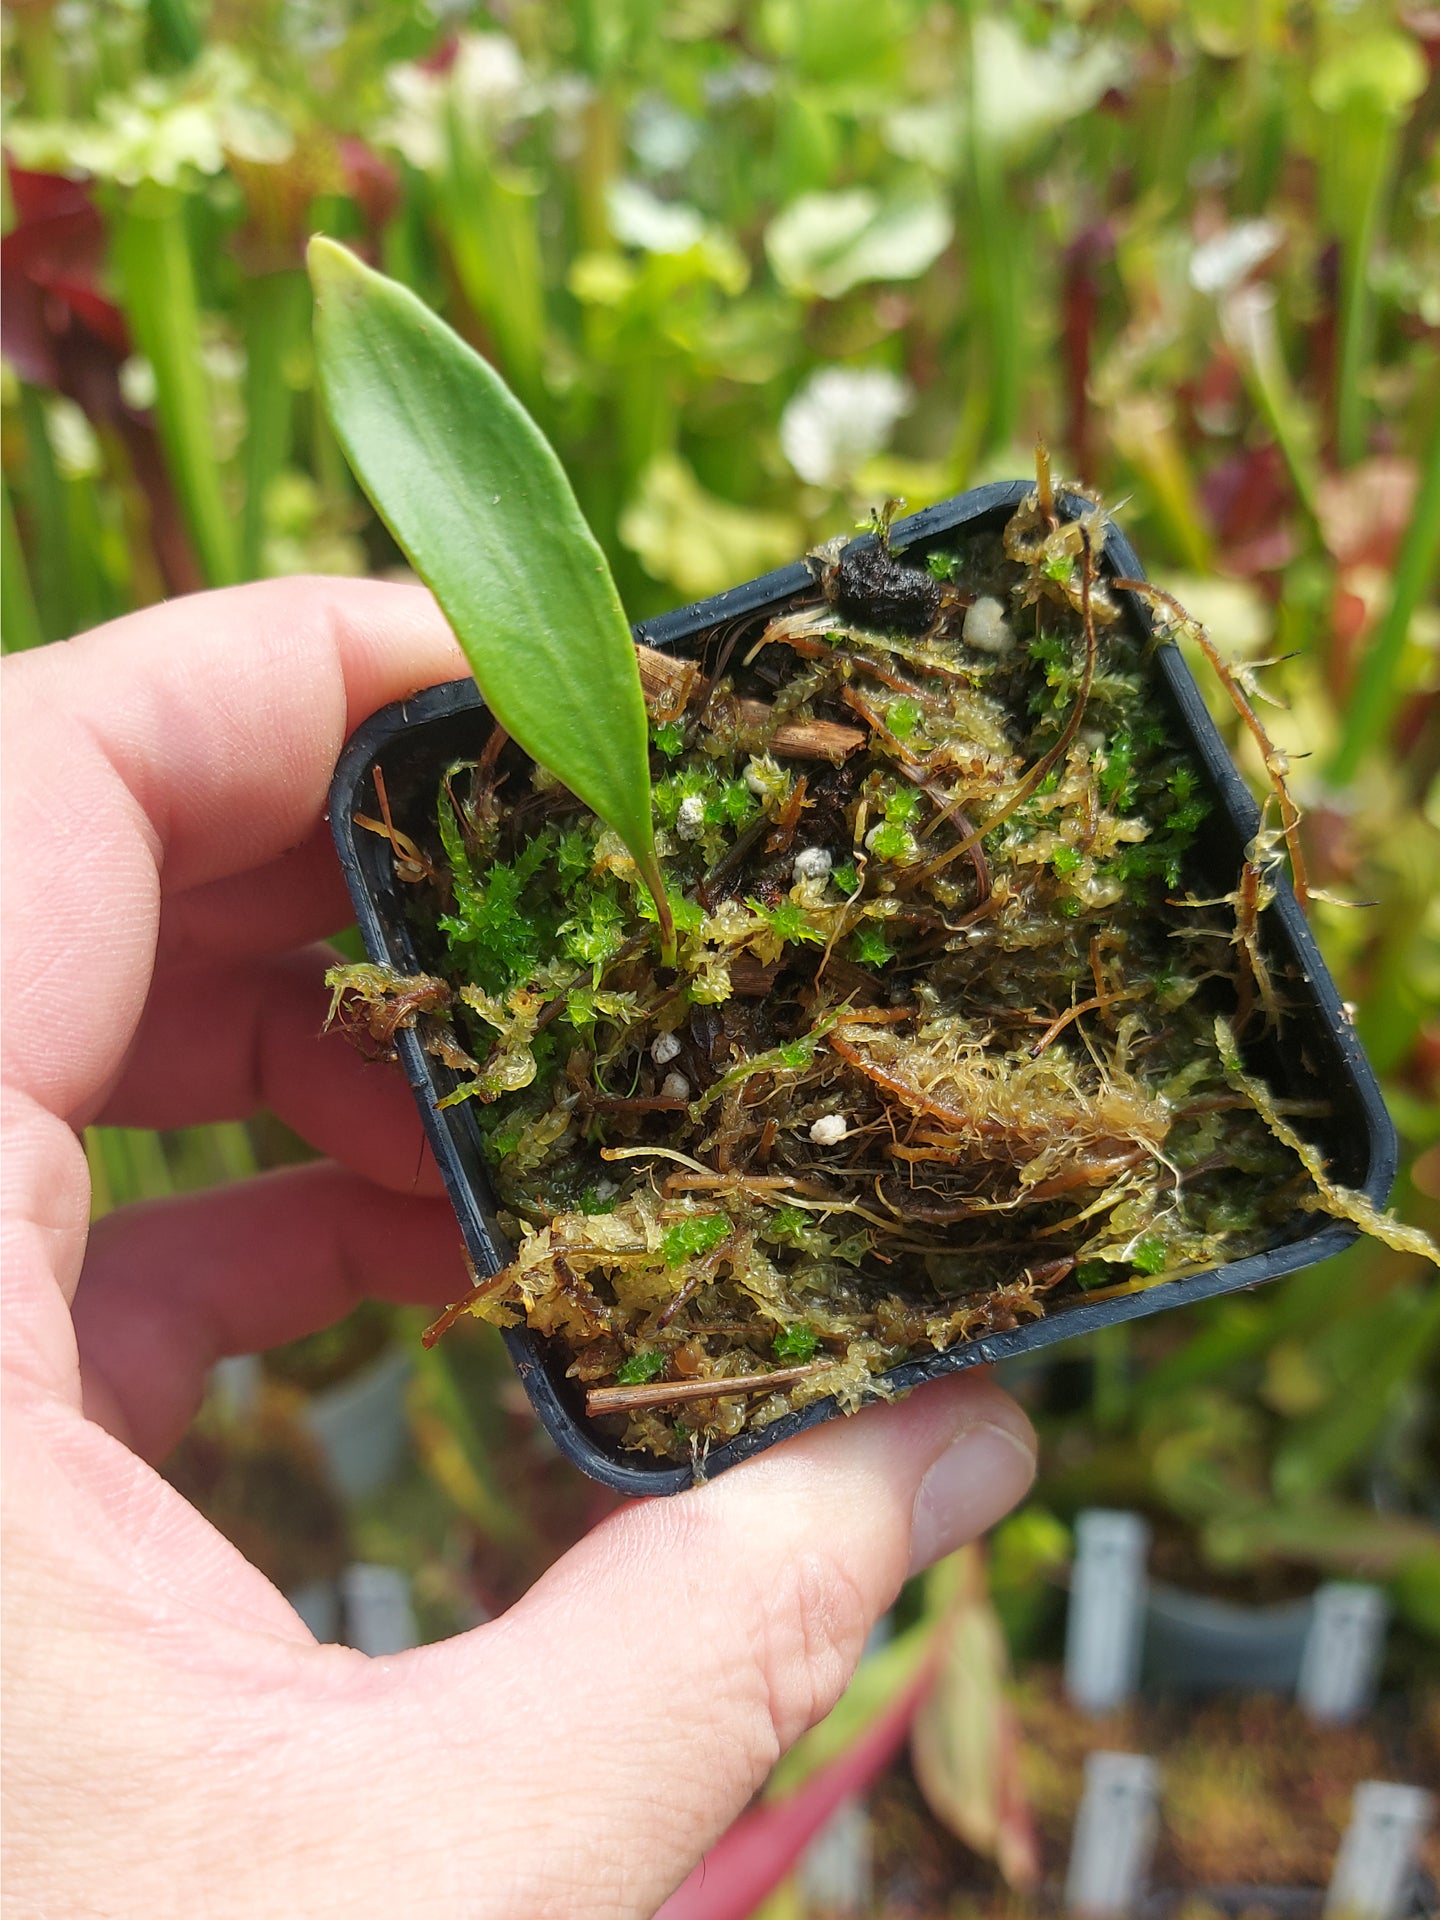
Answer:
[[328, 482, 1396, 1497]]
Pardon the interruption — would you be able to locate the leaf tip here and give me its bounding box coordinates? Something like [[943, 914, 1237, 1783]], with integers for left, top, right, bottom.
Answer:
[[306, 233, 366, 304]]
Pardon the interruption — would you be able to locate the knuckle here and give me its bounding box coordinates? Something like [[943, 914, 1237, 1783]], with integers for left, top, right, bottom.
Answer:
[[747, 1545, 874, 1754]]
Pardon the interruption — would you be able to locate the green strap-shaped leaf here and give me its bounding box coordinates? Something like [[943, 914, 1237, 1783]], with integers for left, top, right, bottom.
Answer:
[[307, 237, 670, 947]]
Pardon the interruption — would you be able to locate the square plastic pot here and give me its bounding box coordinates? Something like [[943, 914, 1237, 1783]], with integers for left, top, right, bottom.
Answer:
[[328, 482, 1396, 1496]]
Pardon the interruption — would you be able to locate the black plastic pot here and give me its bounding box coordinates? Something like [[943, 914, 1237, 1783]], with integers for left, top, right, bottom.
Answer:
[[1142, 1583, 1314, 1696], [328, 481, 1396, 1496], [1137, 1877, 1438, 1918]]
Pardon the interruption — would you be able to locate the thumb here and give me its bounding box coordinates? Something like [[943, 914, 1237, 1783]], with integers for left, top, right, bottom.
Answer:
[[386, 1369, 1034, 1917]]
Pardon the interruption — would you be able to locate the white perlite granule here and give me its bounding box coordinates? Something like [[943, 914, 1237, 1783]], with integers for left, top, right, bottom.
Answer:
[[964, 594, 1013, 654], [792, 846, 833, 885]]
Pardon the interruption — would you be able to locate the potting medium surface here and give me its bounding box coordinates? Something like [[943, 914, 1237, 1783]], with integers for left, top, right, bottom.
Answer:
[[329, 482, 1394, 1494]]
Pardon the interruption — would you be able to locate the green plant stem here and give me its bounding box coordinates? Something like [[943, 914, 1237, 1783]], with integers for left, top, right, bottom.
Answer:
[[1353, 820, 1436, 1074], [15, 3, 65, 117], [62, 464, 125, 632], [94, 420, 165, 609], [240, 269, 310, 576], [112, 185, 240, 587], [146, 0, 200, 68], [647, 861, 677, 967], [944, 379, 989, 494], [1088, 1324, 1131, 1434], [957, 0, 1022, 458], [86, 1126, 174, 1219], [1328, 405, 1440, 786], [574, 90, 621, 254], [204, 1121, 258, 1183], [1236, 7, 1284, 215], [1, 476, 45, 653], [1143, 40, 1195, 213], [18, 385, 70, 639], [410, 1333, 535, 1549], [1222, 286, 1324, 537], [1113, 400, 1213, 573], [439, 111, 547, 418], [1331, 114, 1398, 470], [963, 127, 1022, 455], [308, 382, 354, 511], [1273, 1283, 1440, 1501], [617, 351, 674, 494]]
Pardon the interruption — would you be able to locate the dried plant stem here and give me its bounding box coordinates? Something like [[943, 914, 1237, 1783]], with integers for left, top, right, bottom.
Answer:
[[1029, 990, 1142, 1059], [422, 1260, 519, 1348], [636, 643, 702, 718], [735, 699, 867, 762], [354, 765, 438, 884], [662, 1173, 836, 1197], [1035, 437, 1058, 525], [586, 1360, 834, 1417]]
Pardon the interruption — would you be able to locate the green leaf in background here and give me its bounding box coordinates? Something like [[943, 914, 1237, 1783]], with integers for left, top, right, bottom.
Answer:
[[620, 452, 801, 598], [306, 236, 672, 954]]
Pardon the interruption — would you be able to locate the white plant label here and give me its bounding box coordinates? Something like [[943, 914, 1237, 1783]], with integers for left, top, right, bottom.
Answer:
[[798, 1797, 872, 1915], [340, 1563, 419, 1658], [862, 1613, 893, 1659], [1325, 1781, 1434, 1920], [1298, 1582, 1389, 1725], [1064, 1751, 1160, 1916], [210, 1352, 262, 1421], [287, 1579, 340, 1645], [1065, 1509, 1150, 1713]]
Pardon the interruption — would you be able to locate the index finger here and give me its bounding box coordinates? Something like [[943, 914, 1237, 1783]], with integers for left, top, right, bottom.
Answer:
[[1, 575, 464, 1124]]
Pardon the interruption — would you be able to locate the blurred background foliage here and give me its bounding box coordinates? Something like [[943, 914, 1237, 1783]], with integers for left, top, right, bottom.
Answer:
[[3, 0, 1439, 1683]]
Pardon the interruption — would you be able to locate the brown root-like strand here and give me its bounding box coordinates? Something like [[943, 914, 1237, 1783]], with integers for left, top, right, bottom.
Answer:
[[422, 1262, 518, 1348], [833, 1005, 919, 1026], [1029, 989, 1141, 1058], [356, 765, 438, 885], [586, 1359, 835, 1417], [661, 1172, 837, 1197], [587, 1094, 691, 1114], [828, 1030, 971, 1130]]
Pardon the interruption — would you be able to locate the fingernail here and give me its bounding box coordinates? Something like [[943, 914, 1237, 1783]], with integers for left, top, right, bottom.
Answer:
[[907, 1419, 1037, 1575]]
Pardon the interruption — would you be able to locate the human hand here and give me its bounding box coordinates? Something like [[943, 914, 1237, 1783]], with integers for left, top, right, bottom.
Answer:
[[1, 579, 1036, 1919]]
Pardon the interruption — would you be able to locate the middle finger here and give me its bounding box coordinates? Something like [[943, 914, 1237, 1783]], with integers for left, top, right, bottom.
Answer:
[[98, 943, 446, 1198]]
